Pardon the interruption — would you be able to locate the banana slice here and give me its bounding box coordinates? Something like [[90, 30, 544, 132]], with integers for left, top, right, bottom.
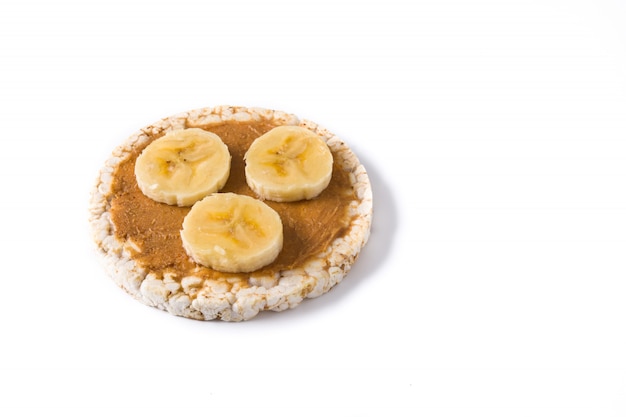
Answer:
[[180, 193, 283, 273], [244, 125, 333, 202], [134, 128, 231, 206]]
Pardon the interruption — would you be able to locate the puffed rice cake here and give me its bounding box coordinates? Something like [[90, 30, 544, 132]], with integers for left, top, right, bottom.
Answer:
[[89, 106, 373, 321]]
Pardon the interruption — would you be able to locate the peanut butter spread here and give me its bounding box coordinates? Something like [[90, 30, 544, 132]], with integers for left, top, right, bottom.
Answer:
[[109, 120, 357, 284]]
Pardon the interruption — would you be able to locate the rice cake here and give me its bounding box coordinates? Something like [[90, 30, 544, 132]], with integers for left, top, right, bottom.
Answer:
[[89, 106, 372, 321]]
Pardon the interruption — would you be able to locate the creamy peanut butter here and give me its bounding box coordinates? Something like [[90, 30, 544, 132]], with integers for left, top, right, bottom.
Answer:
[[109, 120, 356, 283]]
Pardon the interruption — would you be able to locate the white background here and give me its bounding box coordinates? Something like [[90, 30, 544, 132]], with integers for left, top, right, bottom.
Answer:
[[1, 0, 626, 415]]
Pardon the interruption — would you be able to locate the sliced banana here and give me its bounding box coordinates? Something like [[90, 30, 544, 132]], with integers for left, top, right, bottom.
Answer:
[[244, 125, 333, 202], [134, 128, 231, 206], [180, 193, 283, 273]]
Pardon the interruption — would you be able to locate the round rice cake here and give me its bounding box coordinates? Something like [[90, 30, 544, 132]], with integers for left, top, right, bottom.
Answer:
[[89, 106, 373, 321]]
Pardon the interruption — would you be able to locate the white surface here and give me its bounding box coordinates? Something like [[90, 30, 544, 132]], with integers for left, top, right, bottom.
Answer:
[[1, 0, 626, 415]]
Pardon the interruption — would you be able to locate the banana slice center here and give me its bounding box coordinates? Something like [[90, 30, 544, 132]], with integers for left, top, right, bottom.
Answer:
[[261, 135, 309, 177], [196, 205, 266, 250]]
